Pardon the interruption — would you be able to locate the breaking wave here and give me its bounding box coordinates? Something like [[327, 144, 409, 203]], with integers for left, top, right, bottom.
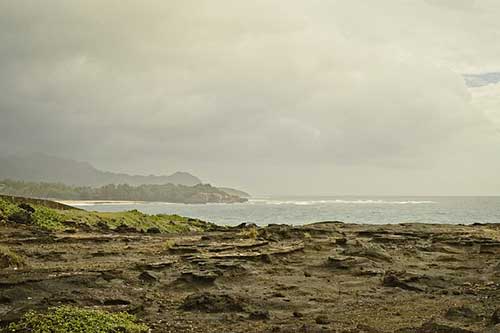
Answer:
[[248, 199, 436, 205]]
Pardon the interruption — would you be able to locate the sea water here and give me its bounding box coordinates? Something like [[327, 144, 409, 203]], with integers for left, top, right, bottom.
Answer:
[[69, 196, 500, 226]]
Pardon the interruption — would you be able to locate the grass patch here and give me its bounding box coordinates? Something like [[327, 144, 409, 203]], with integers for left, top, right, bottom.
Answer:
[[0, 198, 65, 230], [5, 305, 149, 333], [163, 239, 176, 250], [239, 226, 259, 239], [0, 246, 25, 269], [32, 206, 66, 230], [59, 209, 208, 233], [0, 197, 215, 233]]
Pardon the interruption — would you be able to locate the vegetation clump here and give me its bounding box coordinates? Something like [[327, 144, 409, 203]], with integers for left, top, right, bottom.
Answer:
[[163, 239, 176, 250], [0, 246, 25, 269], [5, 306, 149, 333], [239, 226, 259, 239], [0, 198, 65, 230]]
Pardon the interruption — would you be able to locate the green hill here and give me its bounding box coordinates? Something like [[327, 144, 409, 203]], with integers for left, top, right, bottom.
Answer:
[[0, 180, 247, 204]]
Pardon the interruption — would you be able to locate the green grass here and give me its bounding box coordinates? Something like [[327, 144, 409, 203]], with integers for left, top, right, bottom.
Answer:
[[60, 209, 208, 233], [238, 226, 259, 239], [5, 306, 149, 333], [32, 206, 67, 230], [163, 239, 176, 250], [0, 199, 22, 218], [0, 245, 25, 269], [0, 197, 215, 233]]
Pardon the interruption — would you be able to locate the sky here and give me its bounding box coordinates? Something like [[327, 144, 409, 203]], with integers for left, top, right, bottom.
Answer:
[[1, 0, 500, 195]]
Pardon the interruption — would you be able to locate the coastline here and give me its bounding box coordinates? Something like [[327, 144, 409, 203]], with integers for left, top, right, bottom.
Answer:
[[56, 200, 147, 206]]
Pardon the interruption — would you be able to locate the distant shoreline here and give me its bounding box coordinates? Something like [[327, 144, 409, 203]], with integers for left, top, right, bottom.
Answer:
[[56, 200, 146, 206], [0, 179, 247, 204]]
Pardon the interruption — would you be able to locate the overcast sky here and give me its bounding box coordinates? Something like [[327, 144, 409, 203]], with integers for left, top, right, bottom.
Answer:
[[1, 0, 500, 195]]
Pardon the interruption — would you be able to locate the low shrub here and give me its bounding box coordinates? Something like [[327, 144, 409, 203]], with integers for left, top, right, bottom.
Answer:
[[239, 226, 258, 239]]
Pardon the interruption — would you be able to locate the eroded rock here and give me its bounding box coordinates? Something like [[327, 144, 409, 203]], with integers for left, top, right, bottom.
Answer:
[[327, 255, 362, 269], [138, 271, 159, 283], [146, 227, 161, 234], [396, 321, 474, 333], [382, 272, 423, 292], [249, 310, 270, 320], [176, 271, 219, 285], [7, 210, 32, 224], [342, 242, 393, 263], [181, 292, 245, 313], [114, 224, 138, 233], [315, 314, 330, 325], [445, 306, 480, 322], [492, 308, 500, 325]]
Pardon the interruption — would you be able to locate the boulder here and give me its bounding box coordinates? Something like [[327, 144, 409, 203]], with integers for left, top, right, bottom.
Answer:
[[382, 272, 423, 292], [97, 221, 110, 231], [7, 210, 32, 224], [18, 203, 35, 213], [146, 227, 161, 234]]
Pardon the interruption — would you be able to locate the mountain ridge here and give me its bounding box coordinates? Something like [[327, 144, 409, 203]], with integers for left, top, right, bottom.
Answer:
[[0, 153, 202, 187]]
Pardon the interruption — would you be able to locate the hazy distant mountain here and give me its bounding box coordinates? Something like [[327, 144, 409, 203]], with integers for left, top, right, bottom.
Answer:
[[0, 153, 201, 186], [218, 187, 251, 198]]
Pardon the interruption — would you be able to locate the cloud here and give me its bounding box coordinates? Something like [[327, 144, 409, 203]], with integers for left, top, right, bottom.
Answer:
[[1, 1, 500, 194], [464, 72, 500, 87], [470, 83, 500, 128]]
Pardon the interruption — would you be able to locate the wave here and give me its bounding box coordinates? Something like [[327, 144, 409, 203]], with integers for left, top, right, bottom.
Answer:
[[60, 199, 437, 207], [248, 199, 436, 205]]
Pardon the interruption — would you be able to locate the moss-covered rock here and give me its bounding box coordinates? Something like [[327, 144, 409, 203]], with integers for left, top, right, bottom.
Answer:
[[5, 306, 149, 333]]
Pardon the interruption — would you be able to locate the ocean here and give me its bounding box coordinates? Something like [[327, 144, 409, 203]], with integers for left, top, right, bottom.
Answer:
[[67, 196, 500, 226]]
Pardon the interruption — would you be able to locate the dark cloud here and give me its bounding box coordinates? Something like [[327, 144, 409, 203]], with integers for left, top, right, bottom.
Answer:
[[1, 1, 500, 194]]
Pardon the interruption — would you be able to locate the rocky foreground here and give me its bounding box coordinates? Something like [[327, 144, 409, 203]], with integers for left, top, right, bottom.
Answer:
[[1, 220, 499, 332]]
